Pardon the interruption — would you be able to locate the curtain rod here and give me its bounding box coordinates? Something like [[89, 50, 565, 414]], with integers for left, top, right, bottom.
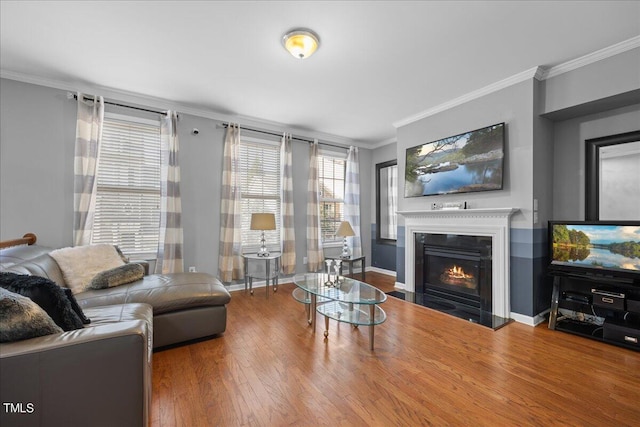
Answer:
[[221, 122, 348, 150], [70, 93, 167, 116]]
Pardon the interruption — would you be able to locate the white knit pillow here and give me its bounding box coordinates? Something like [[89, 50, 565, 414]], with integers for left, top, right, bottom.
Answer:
[[50, 244, 125, 294]]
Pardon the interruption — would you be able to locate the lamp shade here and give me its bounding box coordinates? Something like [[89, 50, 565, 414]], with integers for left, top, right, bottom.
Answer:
[[336, 221, 355, 237], [250, 213, 276, 230], [282, 29, 319, 59]]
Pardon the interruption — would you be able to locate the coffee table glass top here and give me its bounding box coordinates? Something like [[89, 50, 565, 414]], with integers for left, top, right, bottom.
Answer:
[[293, 273, 387, 305]]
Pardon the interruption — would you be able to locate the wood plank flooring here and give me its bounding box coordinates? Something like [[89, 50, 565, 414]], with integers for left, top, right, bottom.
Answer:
[[151, 272, 640, 426]]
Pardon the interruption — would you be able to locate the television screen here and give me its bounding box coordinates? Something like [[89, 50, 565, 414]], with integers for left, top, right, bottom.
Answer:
[[404, 123, 504, 197], [549, 221, 640, 279]]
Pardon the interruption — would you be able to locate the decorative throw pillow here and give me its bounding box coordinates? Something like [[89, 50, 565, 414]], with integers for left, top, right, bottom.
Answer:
[[50, 244, 125, 293], [0, 287, 63, 342], [88, 263, 145, 290], [0, 272, 86, 331]]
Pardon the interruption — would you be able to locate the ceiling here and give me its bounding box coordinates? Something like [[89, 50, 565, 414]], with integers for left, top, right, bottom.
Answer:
[[1, 1, 639, 147]]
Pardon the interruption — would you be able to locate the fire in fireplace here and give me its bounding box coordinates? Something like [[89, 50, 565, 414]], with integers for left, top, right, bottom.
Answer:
[[440, 265, 475, 288]]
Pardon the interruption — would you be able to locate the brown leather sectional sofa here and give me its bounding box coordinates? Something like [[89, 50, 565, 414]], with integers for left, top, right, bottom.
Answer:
[[0, 244, 231, 427]]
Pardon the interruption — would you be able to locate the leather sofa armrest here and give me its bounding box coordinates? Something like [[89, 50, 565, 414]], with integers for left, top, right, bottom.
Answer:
[[0, 321, 150, 427]]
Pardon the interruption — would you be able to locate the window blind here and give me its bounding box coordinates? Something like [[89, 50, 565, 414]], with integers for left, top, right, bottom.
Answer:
[[239, 139, 281, 252], [318, 154, 346, 243], [91, 115, 161, 257]]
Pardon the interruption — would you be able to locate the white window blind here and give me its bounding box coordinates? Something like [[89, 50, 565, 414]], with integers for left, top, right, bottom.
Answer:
[[91, 114, 161, 258], [318, 153, 346, 243], [239, 139, 281, 252]]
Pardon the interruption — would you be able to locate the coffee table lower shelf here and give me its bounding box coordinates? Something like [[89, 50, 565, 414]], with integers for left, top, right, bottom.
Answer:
[[316, 301, 386, 350]]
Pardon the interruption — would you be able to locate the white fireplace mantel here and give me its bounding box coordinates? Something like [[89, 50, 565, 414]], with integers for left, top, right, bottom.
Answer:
[[398, 208, 518, 319]]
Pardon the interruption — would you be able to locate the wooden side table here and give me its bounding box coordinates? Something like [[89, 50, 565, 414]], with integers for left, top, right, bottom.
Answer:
[[325, 255, 366, 281], [242, 252, 281, 298]]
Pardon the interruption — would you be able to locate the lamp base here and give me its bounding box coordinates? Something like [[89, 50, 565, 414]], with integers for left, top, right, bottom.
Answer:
[[257, 231, 270, 257], [340, 237, 351, 259]]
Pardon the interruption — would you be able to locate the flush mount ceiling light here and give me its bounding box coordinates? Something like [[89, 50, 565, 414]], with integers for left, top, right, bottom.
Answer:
[[282, 29, 320, 59]]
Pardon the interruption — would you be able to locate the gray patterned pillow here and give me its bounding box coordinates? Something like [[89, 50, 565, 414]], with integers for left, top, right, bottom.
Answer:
[[0, 287, 63, 342], [88, 263, 145, 290]]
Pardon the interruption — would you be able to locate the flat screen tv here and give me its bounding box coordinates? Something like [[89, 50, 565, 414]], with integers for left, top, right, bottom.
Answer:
[[404, 122, 505, 197], [548, 221, 640, 282]]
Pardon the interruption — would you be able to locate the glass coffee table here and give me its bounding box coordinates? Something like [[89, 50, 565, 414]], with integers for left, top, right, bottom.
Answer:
[[293, 273, 387, 350]]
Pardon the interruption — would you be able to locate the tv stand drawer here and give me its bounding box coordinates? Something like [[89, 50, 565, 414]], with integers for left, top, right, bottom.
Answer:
[[603, 320, 640, 350], [591, 288, 625, 310]]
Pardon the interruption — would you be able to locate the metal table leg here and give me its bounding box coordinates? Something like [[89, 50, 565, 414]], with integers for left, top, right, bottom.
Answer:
[[369, 305, 375, 350], [311, 294, 317, 332], [265, 259, 270, 298], [324, 314, 330, 338]]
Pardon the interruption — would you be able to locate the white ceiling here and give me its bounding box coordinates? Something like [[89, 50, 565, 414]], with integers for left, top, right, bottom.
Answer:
[[1, 1, 639, 146]]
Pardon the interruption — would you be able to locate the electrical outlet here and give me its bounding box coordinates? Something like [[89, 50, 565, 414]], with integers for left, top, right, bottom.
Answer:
[[188, 266, 196, 272], [303, 257, 308, 264]]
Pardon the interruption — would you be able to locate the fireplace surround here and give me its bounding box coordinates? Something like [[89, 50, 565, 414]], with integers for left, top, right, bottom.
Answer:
[[398, 208, 518, 328]]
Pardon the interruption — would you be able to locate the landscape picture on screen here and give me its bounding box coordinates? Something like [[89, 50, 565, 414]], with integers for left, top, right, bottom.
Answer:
[[551, 224, 640, 272], [404, 123, 504, 197]]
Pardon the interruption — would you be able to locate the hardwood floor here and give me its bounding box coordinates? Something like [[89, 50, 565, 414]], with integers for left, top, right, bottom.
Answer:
[[151, 272, 640, 426]]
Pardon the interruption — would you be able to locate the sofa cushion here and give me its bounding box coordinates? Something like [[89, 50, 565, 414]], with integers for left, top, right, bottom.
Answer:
[[89, 263, 145, 290], [0, 287, 63, 342], [0, 272, 85, 331], [50, 244, 125, 293], [76, 273, 231, 314], [0, 244, 53, 270]]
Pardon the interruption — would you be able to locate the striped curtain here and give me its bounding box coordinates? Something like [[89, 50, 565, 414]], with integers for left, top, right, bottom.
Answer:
[[306, 140, 324, 271], [345, 146, 362, 257], [155, 111, 184, 274], [218, 124, 244, 282], [73, 93, 104, 246], [280, 133, 296, 274]]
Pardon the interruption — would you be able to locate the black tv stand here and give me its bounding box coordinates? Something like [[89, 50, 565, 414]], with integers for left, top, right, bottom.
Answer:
[[548, 272, 640, 351]]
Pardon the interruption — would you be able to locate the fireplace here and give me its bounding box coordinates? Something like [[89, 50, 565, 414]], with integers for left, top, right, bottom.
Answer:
[[399, 208, 518, 329], [416, 233, 498, 326]]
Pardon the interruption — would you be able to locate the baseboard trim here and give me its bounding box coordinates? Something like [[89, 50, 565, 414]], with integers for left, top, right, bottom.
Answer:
[[366, 266, 396, 277], [226, 277, 293, 292], [510, 309, 549, 327]]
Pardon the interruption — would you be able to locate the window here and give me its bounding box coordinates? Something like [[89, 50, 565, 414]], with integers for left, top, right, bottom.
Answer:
[[91, 113, 161, 258], [239, 138, 281, 251], [318, 152, 346, 244]]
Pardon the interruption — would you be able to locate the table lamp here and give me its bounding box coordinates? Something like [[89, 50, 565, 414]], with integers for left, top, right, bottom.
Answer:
[[336, 221, 355, 259], [250, 213, 276, 257]]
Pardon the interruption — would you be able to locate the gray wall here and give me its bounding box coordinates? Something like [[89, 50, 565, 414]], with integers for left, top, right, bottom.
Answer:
[[542, 47, 640, 115], [396, 79, 539, 316], [397, 80, 535, 228], [0, 78, 372, 281], [0, 79, 77, 247], [552, 103, 640, 220], [392, 46, 639, 318]]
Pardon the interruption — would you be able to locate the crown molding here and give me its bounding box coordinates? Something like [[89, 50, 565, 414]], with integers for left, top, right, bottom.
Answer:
[[0, 69, 362, 147], [393, 67, 543, 129], [370, 136, 397, 150], [542, 35, 640, 80], [393, 36, 640, 129]]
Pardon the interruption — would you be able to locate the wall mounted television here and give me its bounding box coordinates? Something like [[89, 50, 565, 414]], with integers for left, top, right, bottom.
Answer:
[[548, 221, 640, 282], [404, 122, 505, 197]]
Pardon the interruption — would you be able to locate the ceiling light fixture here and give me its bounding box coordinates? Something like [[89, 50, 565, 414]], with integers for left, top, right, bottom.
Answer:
[[282, 29, 320, 59]]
